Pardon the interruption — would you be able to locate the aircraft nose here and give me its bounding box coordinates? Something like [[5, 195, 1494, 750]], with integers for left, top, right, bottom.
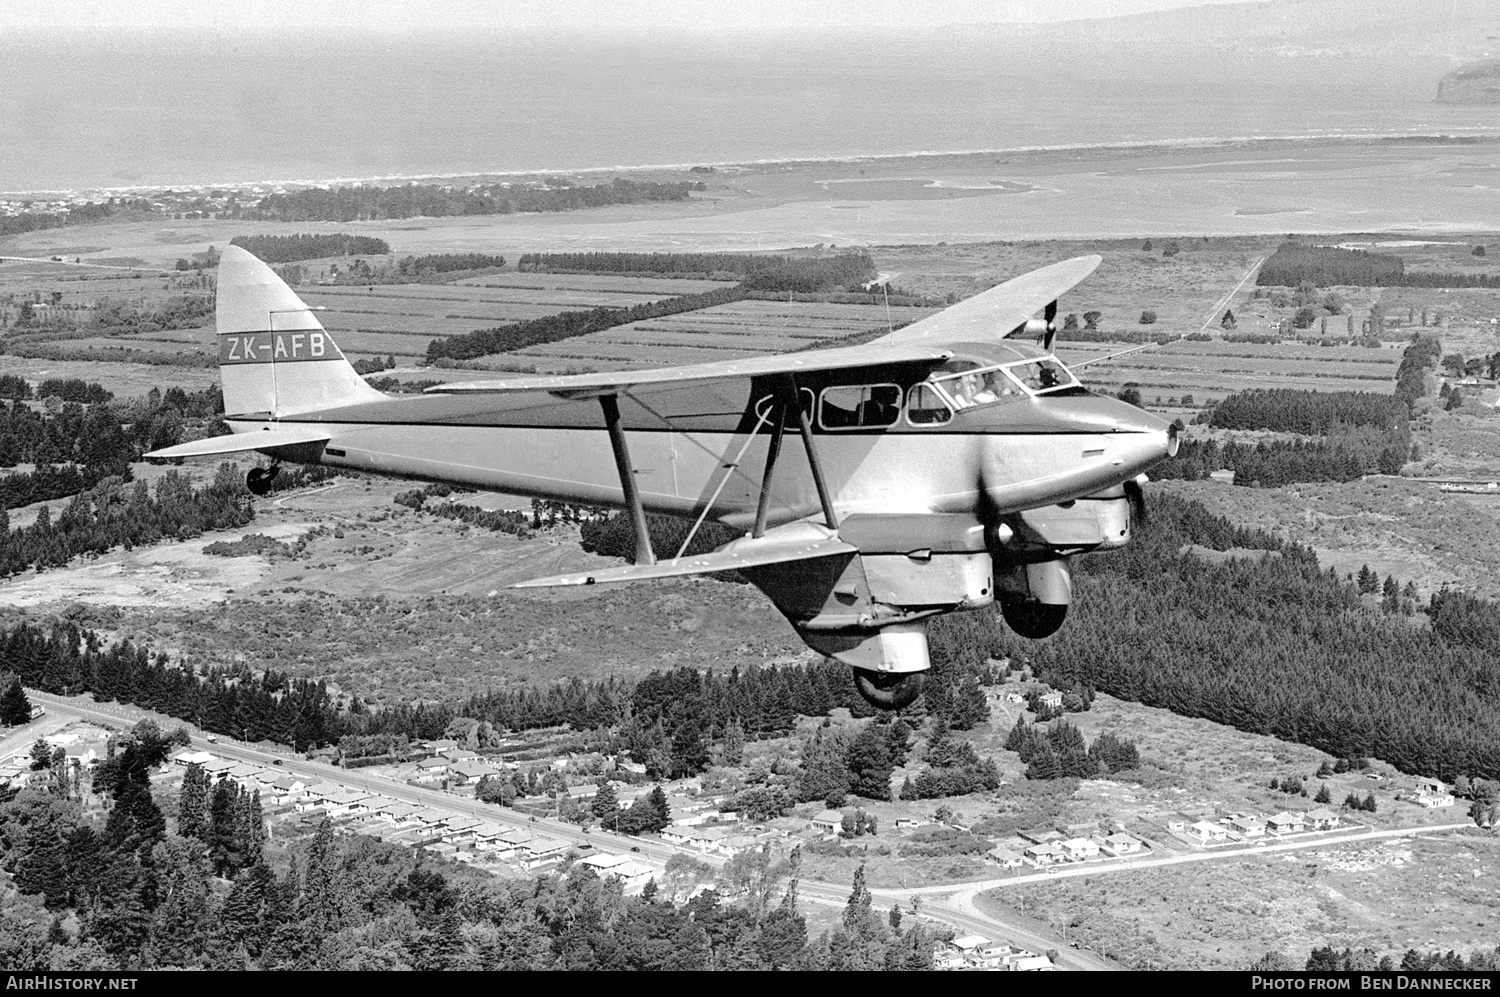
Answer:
[[1041, 394, 1177, 468]]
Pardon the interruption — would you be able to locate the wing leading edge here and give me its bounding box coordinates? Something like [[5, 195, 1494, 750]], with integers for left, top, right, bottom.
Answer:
[[425, 342, 951, 397], [872, 254, 1101, 346], [145, 425, 332, 460]]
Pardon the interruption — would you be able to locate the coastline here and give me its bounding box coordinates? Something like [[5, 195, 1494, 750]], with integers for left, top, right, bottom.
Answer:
[[7, 130, 1500, 200]]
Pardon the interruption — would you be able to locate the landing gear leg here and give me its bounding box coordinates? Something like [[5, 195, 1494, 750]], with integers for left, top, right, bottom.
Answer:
[[246, 463, 280, 496]]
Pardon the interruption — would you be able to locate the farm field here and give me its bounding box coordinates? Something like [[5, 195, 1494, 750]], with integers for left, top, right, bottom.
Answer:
[[1056, 337, 1402, 404], [513, 298, 938, 368]]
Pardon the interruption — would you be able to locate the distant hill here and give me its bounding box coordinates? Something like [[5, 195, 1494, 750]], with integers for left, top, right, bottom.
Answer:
[[1438, 60, 1500, 104], [939, 0, 1500, 60]]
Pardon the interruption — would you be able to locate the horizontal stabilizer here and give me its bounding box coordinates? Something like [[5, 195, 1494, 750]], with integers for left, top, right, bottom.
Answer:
[[145, 426, 332, 460], [427, 343, 950, 398], [513, 522, 856, 588]]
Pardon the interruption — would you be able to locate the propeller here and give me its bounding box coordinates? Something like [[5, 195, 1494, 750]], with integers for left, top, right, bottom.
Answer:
[[1042, 299, 1058, 352], [1123, 473, 1149, 527]]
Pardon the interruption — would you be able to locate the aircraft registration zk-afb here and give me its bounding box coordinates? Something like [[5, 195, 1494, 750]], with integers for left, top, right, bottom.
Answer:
[[148, 247, 1179, 710]]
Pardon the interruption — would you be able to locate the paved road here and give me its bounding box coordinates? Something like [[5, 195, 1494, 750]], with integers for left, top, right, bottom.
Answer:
[[0, 711, 70, 761]]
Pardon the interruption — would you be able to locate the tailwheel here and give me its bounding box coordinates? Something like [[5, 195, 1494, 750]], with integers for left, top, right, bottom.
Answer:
[[246, 465, 280, 496], [852, 669, 926, 711]]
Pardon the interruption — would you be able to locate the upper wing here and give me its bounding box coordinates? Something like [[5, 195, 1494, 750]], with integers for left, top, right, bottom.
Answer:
[[513, 522, 854, 587], [425, 342, 950, 397], [871, 255, 1101, 346]]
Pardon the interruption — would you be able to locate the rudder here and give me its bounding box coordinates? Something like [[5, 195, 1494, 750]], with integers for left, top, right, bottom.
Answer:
[[216, 245, 386, 417]]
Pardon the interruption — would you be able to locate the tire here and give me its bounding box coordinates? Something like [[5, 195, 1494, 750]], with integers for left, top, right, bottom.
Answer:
[[1001, 599, 1068, 640], [852, 669, 926, 711]]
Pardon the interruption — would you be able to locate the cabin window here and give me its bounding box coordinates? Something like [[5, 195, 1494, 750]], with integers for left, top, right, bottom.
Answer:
[[905, 383, 953, 426], [1001, 358, 1078, 394], [819, 384, 902, 430], [939, 368, 1021, 410]]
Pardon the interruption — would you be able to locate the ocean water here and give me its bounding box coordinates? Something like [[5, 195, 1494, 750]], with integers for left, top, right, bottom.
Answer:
[[2, 30, 1496, 193]]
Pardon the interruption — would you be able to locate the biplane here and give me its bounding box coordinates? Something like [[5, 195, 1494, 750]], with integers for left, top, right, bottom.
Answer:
[[148, 246, 1177, 709]]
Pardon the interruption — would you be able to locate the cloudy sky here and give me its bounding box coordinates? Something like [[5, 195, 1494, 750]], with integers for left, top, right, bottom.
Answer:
[[7, 0, 1276, 32]]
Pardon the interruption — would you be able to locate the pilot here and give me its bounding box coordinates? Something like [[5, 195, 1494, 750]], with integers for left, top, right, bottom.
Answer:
[[1038, 364, 1061, 389]]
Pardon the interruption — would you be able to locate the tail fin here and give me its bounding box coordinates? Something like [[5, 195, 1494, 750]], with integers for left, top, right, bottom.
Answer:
[[216, 245, 386, 417]]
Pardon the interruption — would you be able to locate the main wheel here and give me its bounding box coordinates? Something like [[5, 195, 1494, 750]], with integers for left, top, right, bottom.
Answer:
[[852, 669, 926, 711], [1001, 599, 1068, 639], [246, 466, 279, 496]]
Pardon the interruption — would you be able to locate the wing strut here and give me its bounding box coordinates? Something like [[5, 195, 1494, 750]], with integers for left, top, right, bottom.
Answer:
[[752, 402, 786, 538], [599, 394, 655, 566], [672, 398, 775, 559], [784, 376, 839, 530]]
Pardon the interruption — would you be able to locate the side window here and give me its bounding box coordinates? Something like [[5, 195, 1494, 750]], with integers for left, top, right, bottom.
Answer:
[[819, 384, 902, 430], [905, 383, 953, 426]]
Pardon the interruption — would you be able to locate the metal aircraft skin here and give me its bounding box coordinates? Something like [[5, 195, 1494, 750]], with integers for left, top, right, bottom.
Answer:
[[150, 247, 1177, 709]]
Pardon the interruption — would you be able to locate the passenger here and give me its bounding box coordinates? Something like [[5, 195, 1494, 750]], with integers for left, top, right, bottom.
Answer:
[[859, 385, 900, 425], [973, 372, 1003, 404], [950, 372, 983, 409]]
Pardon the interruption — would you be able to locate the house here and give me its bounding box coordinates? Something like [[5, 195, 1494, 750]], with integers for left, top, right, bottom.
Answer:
[[683, 827, 732, 853], [421, 739, 459, 756], [519, 838, 571, 870], [441, 817, 482, 844], [1415, 792, 1456, 809], [986, 846, 1024, 869], [1416, 777, 1447, 796], [661, 824, 697, 845], [1018, 828, 1062, 845], [950, 935, 990, 954], [1305, 807, 1340, 830], [1023, 842, 1067, 865], [492, 828, 534, 860], [1227, 816, 1265, 838], [1190, 821, 1228, 843], [1102, 832, 1143, 856], [470, 823, 507, 850], [1011, 955, 1055, 971], [441, 747, 481, 764], [1038, 691, 1063, 710], [447, 760, 499, 785], [810, 810, 844, 834], [172, 749, 215, 767], [1060, 837, 1100, 861], [1266, 812, 1306, 834], [1004, 692, 1025, 704]]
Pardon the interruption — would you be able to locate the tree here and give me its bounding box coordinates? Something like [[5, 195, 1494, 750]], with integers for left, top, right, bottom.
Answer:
[[1362, 792, 1377, 813], [1356, 565, 1378, 594], [846, 725, 894, 801], [1474, 245, 1487, 257], [590, 779, 619, 825], [0, 677, 30, 725], [1139, 309, 1158, 325], [1082, 310, 1102, 331], [177, 763, 210, 840], [29, 737, 50, 770], [1221, 309, 1236, 330], [1315, 783, 1332, 804]]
